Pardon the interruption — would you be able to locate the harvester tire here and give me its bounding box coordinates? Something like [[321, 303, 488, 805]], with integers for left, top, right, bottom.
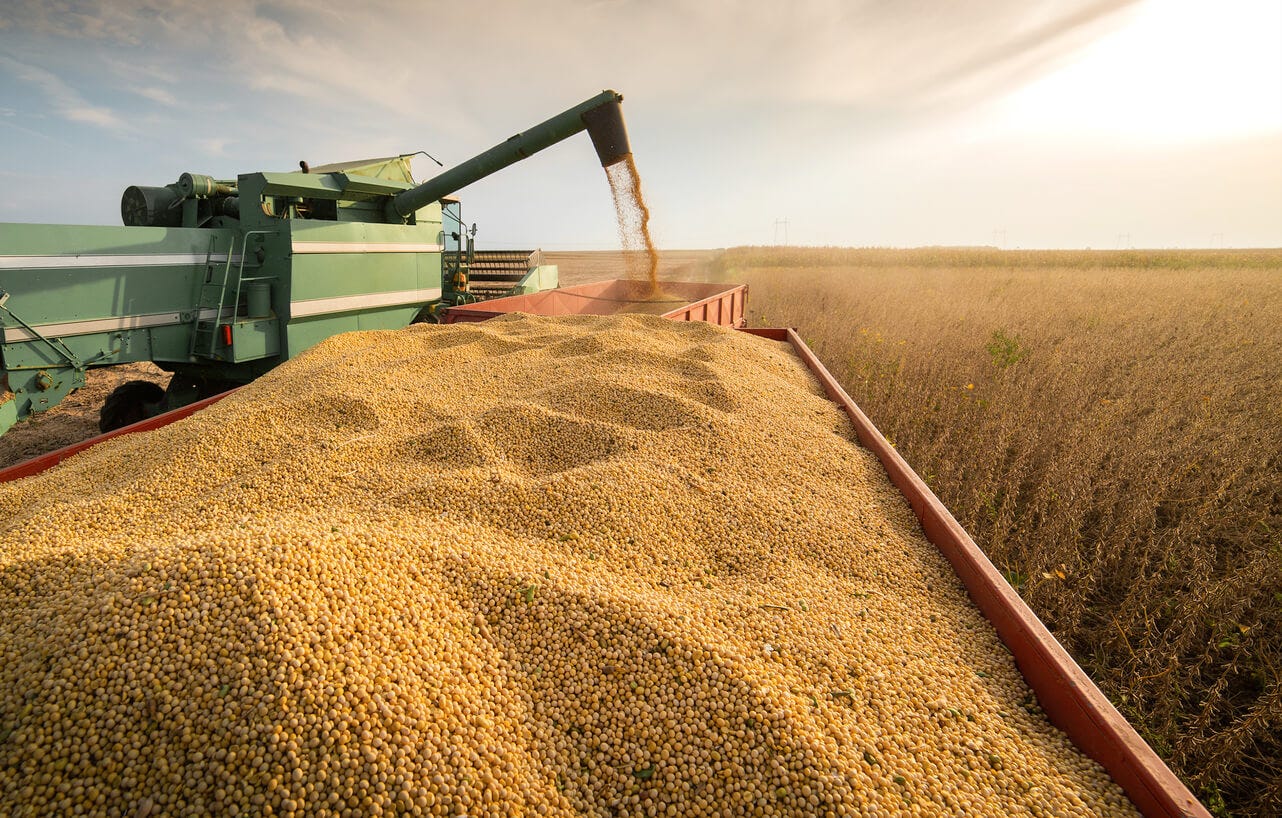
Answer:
[[163, 375, 239, 410], [99, 380, 166, 433]]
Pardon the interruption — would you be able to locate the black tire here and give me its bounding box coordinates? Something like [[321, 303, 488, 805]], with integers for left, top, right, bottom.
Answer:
[[99, 380, 166, 433], [164, 375, 239, 411]]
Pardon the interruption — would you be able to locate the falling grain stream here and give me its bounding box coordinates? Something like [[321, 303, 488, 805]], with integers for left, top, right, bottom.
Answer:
[[607, 155, 663, 299]]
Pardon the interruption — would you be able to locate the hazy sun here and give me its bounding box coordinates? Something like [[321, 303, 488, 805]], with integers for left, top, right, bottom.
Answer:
[[996, 0, 1282, 144]]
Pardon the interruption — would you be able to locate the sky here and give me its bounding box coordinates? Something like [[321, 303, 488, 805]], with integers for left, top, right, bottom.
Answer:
[[1, 0, 1279, 250]]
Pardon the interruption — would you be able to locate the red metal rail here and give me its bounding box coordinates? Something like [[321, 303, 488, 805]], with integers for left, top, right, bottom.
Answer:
[[743, 327, 1208, 818], [662, 284, 746, 326], [0, 391, 234, 483], [443, 279, 747, 327]]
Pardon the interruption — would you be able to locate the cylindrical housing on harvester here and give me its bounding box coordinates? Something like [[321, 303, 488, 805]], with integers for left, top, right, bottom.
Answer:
[[121, 185, 184, 227], [178, 173, 235, 199], [385, 89, 630, 222], [245, 281, 272, 318]]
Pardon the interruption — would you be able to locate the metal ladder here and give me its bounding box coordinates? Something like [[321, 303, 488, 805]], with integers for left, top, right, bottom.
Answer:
[[189, 231, 274, 360], [190, 236, 235, 359]]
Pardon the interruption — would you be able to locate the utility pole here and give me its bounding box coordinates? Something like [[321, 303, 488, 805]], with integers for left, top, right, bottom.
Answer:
[[774, 218, 789, 246]]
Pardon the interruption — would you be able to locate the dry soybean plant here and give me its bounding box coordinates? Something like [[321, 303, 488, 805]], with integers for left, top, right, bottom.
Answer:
[[721, 247, 1282, 817]]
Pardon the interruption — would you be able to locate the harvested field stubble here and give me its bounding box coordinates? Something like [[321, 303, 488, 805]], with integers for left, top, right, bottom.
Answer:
[[0, 363, 171, 469], [0, 314, 1136, 816], [717, 246, 1282, 817]]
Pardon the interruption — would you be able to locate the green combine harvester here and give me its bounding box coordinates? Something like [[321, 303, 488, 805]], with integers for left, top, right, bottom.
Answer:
[[0, 90, 630, 434]]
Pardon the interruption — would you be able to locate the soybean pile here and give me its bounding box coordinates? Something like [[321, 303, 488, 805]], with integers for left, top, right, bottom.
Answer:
[[0, 314, 1136, 817]]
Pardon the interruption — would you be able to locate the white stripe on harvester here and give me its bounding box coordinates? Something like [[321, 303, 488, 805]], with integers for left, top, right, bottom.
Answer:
[[0, 241, 445, 269], [3, 311, 181, 343], [289, 288, 443, 318], [3, 289, 442, 341], [1, 307, 234, 343], [0, 254, 240, 269], [290, 242, 443, 254]]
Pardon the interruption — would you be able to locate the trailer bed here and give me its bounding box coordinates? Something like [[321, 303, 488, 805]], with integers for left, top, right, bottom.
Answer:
[[0, 318, 1207, 818]]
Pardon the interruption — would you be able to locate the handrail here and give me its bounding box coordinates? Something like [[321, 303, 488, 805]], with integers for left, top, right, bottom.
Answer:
[[228, 230, 273, 326]]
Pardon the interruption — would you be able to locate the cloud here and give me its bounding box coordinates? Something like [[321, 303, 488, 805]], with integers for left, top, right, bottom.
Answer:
[[0, 0, 146, 43], [373, 0, 1142, 116], [0, 114, 73, 147], [0, 54, 130, 133], [0, 1, 1142, 125], [19, 0, 1261, 247], [133, 86, 177, 106], [196, 137, 233, 157], [64, 106, 124, 128]]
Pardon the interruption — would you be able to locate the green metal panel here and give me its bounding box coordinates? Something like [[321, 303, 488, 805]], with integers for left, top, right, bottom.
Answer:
[[247, 172, 414, 201], [289, 248, 418, 302], [4, 324, 154, 371], [336, 174, 415, 197], [0, 223, 237, 432], [230, 319, 281, 361], [149, 324, 196, 363], [418, 246, 444, 298], [0, 223, 235, 370], [0, 222, 232, 256], [2, 368, 85, 419], [515, 265, 559, 295], [283, 217, 443, 358], [0, 394, 17, 434], [0, 224, 231, 326], [306, 155, 417, 183]]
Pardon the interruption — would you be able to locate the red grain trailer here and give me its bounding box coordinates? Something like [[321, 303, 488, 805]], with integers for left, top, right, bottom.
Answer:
[[0, 293, 1208, 818]]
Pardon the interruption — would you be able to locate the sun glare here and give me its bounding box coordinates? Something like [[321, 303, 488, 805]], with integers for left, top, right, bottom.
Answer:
[[994, 0, 1282, 143]]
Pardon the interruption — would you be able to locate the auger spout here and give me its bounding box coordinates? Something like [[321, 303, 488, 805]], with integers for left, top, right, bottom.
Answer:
[[385, 89, 629, 223]]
